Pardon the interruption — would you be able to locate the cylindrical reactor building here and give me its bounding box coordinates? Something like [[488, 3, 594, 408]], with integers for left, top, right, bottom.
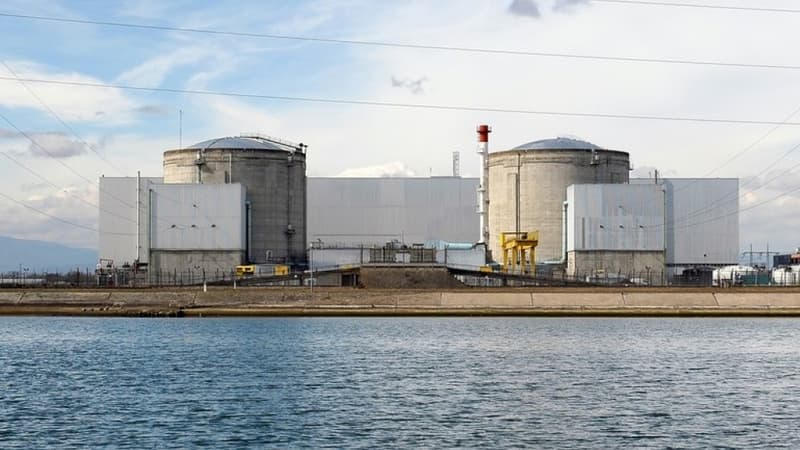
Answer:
[[488, 137, 630, 263], [163, 135, 307, 265]]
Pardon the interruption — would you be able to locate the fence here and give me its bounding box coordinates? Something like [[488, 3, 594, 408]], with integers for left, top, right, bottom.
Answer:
[[1, 266, 796, 289]]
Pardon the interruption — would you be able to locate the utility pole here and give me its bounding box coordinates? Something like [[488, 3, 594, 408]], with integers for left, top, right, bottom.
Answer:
[[742, 244, 780, 269]]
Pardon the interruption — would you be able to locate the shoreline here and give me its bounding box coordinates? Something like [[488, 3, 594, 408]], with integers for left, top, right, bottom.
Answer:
[[2, 287, 800, 317]]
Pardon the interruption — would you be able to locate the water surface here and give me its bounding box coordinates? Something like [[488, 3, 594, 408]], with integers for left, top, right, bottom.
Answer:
[[1, 317, 798, 448]]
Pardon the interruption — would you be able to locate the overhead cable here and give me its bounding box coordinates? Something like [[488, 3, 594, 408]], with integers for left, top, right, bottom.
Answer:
[[0, 12, 798, 70], [593, 0, 800, 14], [0, 60, 129, 177], [1, 76, 799, 127]]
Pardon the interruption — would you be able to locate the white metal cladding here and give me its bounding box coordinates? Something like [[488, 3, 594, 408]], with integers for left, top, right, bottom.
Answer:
[[567, 184, 665, 252], [631, 178, 739, 265], [150, 184, 245, 251], [307, 177, 479, 246], [98, 177, 162, 267]]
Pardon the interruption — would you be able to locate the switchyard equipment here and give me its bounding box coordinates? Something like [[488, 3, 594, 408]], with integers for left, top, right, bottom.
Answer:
[[163, 134, 307, 266]]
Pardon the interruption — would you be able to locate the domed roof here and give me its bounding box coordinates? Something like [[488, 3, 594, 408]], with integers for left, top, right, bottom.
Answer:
[[185, 135, 300, 152], [513, 137, 603, 151]]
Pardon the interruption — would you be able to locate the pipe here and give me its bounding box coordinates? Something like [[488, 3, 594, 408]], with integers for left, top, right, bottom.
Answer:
[[136, 171, 141, 262], [245, 200, 252, 262], [147, 188, 153, 280], [476, 124, 491, 244], [561, 200, 568, 264]]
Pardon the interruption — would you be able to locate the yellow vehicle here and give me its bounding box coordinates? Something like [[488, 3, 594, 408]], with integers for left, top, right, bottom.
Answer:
[[236, 264, 290, 278]]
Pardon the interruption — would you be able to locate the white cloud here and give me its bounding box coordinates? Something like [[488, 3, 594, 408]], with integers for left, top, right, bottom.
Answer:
[[336, 162, 417, 178], [0, 184, 98, 248], [116, 46, 214, 88], [508, 0, 540, 18], [0, 60, 139, 124]]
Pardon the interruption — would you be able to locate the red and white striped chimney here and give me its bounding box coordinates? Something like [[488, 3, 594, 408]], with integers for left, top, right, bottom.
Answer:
[[477, 124, 491, 244]]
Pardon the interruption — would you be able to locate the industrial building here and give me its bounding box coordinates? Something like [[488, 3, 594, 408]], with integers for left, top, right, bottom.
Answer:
[[477, 130, 738, 282], [487, 137, 631, 263], [97, 127, 740, 287], [307, 176, 478, 246], [99, 134, 306, 281], [163, 135, 307, 265]]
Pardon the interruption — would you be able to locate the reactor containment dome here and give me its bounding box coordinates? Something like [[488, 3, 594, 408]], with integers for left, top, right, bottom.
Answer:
[[487, 137, 631, 263], [162, 134, 307, 265]]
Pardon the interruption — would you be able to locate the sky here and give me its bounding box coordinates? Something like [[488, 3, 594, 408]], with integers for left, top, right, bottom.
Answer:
[[1, 0, 799, 259]]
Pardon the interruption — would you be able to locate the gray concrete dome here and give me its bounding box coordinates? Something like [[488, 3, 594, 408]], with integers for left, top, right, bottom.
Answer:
[[186, 136, 301, 152], [513, 137, 603, 151]]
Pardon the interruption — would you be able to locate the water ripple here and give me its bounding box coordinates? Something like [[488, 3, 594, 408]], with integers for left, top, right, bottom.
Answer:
[[1, 317, 799, 448]]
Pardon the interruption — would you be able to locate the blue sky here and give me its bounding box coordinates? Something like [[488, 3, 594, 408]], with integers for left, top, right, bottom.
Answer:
[[1, 0, 800, 256]]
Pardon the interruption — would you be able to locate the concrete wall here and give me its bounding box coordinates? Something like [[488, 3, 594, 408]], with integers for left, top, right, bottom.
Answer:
[[307, 177, 478, 247], [360, 266, 465, 289], [8, 289, 800, 316], [488, 149, 630, 263], [567, 250, 665, 279], [311, 248, 369, 270], [149, 250, 245, 282]]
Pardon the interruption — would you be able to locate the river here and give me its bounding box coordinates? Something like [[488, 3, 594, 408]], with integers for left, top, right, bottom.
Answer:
[[1, 317, 798, 448]]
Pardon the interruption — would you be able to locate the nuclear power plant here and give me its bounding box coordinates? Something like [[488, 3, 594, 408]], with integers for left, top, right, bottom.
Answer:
[[97, 126, 739, 286]]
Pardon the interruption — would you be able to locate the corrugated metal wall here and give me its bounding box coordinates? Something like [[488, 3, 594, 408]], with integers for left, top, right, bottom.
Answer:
[[98, 177, 162, 267], [307, 177, 479, 246], [567, 184, 665, 252], [661, 178, 739, 266]]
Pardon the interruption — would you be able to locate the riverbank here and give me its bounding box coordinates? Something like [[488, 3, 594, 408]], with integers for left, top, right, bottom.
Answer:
[[2, 287, 800, 316]]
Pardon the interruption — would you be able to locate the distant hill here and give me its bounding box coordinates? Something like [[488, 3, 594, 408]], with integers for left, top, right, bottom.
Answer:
[[0, 236, 97, 274]]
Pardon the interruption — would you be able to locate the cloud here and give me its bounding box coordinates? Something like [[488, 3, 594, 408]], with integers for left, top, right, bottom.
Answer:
[[133, 104, 172, 116], [0, 130, 87, 158], [630, 165, 678, 179], [391, 76, 429, 95], [508, 0, 540, 18], [0, 60, 139, 124], [115, 46, 213, 88], [27, 133, 86, 158], [0, 184, 98, 248], [336, 162, 417, 178], [553, 0, 590, 12]]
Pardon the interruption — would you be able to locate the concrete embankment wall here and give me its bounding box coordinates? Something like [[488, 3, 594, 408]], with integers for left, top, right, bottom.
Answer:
[[2, 288, 800, 316]]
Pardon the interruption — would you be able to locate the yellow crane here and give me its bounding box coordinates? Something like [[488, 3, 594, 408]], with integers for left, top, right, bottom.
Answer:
[[499, 231, 538, 274]]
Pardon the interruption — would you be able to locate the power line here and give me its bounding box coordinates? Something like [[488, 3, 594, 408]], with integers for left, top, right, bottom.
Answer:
[[0, 109, 136, 209], [670, 100, 800, 197], [668, 141, 800, 227], [666, 181, 800, 233], [2, 75, 800, 127], [0, 11, 798, 71], [700, 103, 800, 178], [0, 60, 130, 175], [1, 151, 139, 224], [0, 189, 135, 235], [593, 0, 800, 14], [0, 60, 129, 177], [0, 189, 95, 231]]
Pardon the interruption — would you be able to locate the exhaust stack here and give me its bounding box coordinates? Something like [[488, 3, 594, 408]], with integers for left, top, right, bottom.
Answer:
[[477, 124, 491, 244]]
